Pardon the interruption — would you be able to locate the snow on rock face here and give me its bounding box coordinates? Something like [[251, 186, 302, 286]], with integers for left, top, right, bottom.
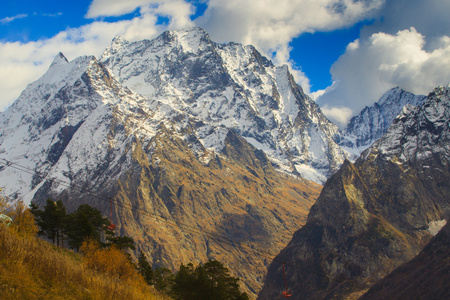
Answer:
[[428, 219, 447, 236], [368, 85, 450, 163], [100, 27, 348, 182], [0, 26, 352, 205], [0, 52, 160, 204], [341, 87, 427, 155]]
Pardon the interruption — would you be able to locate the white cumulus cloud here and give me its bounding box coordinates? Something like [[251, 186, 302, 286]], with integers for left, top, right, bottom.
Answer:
[[316, 27, 450, 125], [320, 105, 353, 126], [86, 0, 195, 30]]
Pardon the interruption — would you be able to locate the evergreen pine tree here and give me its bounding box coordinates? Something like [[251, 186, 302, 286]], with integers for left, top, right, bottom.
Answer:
[[65, 204, 108, 251], [172, 260, 249, 300], [154, 267, 175, 294], [105, 232, 135, 251], [137, 252, 154, 285], [30, 199, 67, 246]]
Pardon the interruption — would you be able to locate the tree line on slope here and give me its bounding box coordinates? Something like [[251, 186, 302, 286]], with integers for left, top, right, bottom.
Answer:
[[137, 251, 249, 300], [29, 198, 134, 251]]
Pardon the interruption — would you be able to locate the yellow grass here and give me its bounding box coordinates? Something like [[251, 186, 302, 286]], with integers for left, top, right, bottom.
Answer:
[[0, 224, 170, 300]]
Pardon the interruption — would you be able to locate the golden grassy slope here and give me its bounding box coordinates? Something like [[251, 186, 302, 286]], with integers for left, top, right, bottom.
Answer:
[[0, 224, 168, 300]]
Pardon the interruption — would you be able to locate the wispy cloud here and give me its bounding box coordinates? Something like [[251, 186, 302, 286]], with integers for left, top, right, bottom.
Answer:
[[0, 14, 28, 24], [42, 12, 63, 18]]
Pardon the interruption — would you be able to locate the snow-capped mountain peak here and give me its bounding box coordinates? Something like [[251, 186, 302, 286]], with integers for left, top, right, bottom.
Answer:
[[0, 27, 353, 201], [102, 35, 129, 57], [372, 85, 450, 161], [340, 86, 426, 155], [170, 26, 211, 53], [99, 28, 348, 182], [50, 52, 69, 68], [0, 28, 336, 296], [0, 52, 154, 203]]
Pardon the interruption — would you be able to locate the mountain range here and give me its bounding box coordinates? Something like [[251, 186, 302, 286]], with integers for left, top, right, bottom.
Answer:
[[0, 27, 326, 296], [0, 27, 447, 298]]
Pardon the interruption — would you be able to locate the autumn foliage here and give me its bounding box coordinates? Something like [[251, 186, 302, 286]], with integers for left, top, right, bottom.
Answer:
[[0, 223, 168, 299], [0, 190, 167, 300], [0, 191, 248, 300], [81, 238, 144, 284]]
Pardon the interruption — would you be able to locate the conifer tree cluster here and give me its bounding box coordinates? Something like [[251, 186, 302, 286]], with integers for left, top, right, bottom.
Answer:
[[172, 260, 249, 300], [30, 199, 129, 251], [137, 253, 249, 300]]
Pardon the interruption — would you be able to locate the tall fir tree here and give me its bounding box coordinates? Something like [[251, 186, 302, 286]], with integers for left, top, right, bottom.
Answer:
[[65, 204, 108, 251], [138, 252, 154, 285], [30, 199, 67, 246]]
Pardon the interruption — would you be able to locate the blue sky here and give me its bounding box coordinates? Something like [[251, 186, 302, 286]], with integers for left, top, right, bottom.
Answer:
[[2, 1, 90, 41], [1, 0, 450, 125]]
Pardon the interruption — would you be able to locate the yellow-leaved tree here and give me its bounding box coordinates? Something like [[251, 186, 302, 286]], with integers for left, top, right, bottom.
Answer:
[[0, 188, 38, 236], [10, 200, 39, 237], [81, 238, 145, 287]]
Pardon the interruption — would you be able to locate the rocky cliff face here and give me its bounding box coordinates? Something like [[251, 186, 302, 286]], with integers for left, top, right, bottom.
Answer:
[[360, 221, 450, 300], [258, 86, 450, 299], [106, 127, 321, 296], [340, 87, 426, 155], [0, 28, 328, 296]]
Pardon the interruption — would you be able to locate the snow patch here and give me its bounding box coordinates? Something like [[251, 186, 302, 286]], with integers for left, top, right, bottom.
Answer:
[[294, 164, 327, 183], [427, 219, 447, 236]]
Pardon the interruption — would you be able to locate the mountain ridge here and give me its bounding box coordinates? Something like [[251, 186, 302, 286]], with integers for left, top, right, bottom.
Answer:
[[258, 85, 450, 299], [340, 86, 427, 155], [1, 27, 446, 298], [99, 26, 348, 183]]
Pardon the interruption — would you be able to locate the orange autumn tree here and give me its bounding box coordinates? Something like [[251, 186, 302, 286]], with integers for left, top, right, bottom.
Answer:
[[9, 200, 39, 237], [0, 187, 38, 237], [80, 238, 145, 287]]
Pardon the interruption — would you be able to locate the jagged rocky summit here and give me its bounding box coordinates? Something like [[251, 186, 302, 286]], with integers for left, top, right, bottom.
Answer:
[[1, 26, 439, 297], [0, 27, 332, 296], [100, 27, 348, 183], [340, 87, 426, 155], [258, 85, 450, 299]]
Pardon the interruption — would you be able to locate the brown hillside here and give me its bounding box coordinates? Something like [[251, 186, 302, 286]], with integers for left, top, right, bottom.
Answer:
[[104, 125, 322, 297]]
